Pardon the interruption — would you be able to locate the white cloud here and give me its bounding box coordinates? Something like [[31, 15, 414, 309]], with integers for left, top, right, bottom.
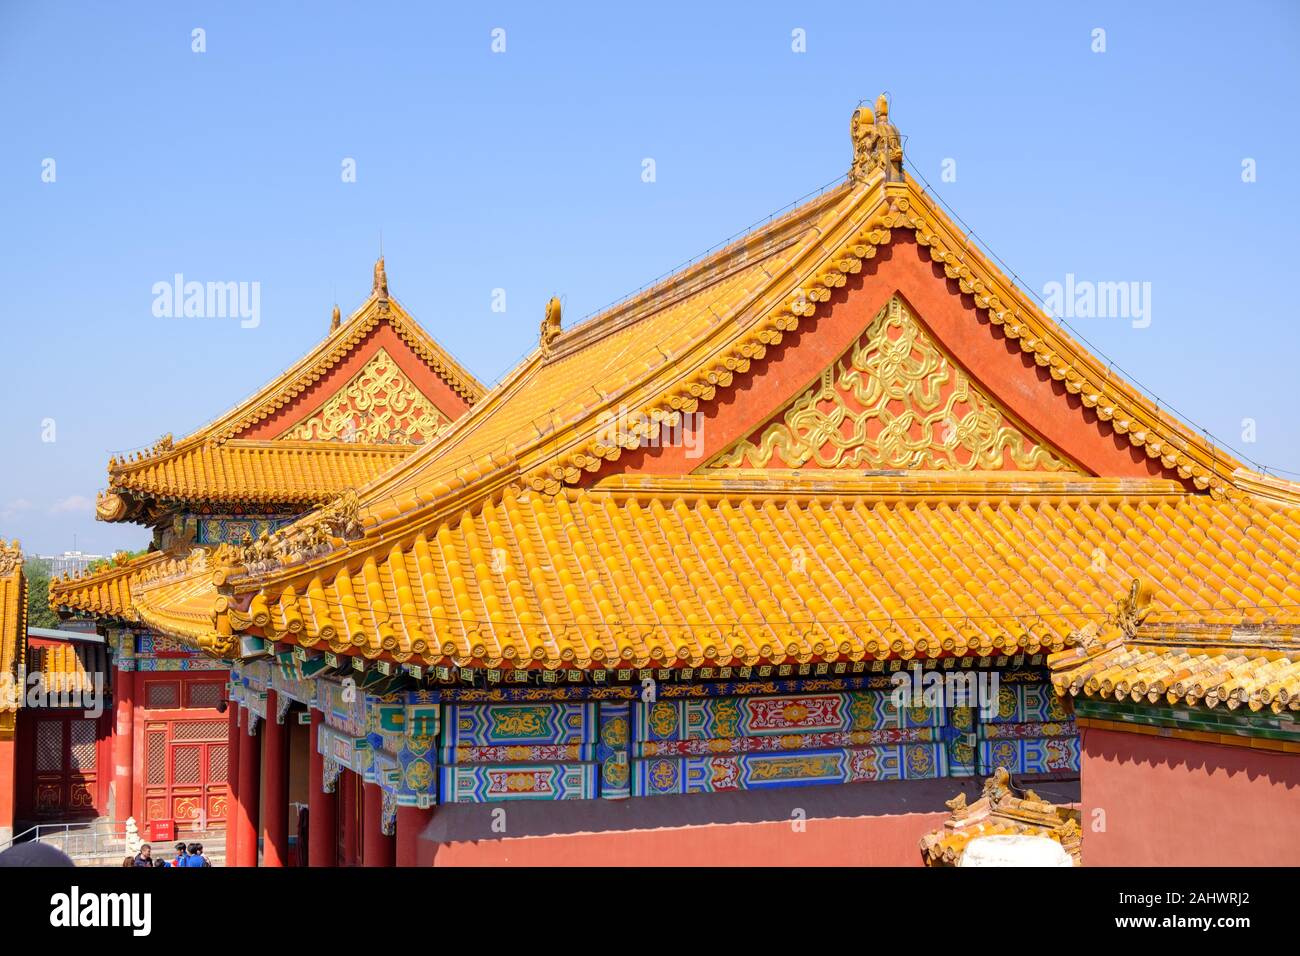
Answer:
[[1, 498, 35, 520], [48, 495, 94, 515]]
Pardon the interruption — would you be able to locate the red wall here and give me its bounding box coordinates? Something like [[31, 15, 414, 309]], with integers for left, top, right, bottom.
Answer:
[[1080, 726, 1300, 866], [422, 809, 947, 867]]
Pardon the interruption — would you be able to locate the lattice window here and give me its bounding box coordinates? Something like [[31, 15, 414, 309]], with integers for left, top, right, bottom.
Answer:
[[145, 681, 180, 709], [35, 721, 64, 773], [186, 682, 224, 709], [173, 746, 201, 784], [208, 745, 228, 784], [173, 720, 227, 741], [69, 719, 97, 771], [145, 731, 167, 786]]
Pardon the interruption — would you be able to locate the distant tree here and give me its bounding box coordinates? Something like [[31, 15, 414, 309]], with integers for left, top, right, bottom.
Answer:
[[23, 557, 60, 628], [85, 548, 149, 574]]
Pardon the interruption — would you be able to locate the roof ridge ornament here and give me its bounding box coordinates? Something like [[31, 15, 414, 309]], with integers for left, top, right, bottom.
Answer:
[[372, 256, 389, 304], [330, 304, 341, 333], [539, 296, 562, 357], [0, 539, 21, 577], [850, 93, 903, 184]]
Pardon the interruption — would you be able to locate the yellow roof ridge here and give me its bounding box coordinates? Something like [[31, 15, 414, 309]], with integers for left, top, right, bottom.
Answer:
[[587, 471, 1191, 500], [550, 183, 853, 361]]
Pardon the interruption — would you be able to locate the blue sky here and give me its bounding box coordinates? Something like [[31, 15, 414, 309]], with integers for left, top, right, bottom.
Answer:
[[1, 1, 1297, 555]]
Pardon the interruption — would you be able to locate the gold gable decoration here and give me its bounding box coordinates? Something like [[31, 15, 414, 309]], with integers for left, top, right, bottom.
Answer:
[[283, 347, 450, 444], [706, 297, 1076, 473]]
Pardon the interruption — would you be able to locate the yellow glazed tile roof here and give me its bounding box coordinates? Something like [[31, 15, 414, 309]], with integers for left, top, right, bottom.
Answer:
[[919, 768, 1081, 866], [114, 103, 1300, 665], [131, 555, 234, 647], [143, 471, 1300, 664], [1050, 637, 1300, 714], [48, 550, 169, 621], [105, 441, 411, 507], [27, 638, 108, 697], [100, 281, 483, 520]]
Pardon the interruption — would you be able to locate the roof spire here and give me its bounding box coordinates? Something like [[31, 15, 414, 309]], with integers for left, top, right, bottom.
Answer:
[[850, 93, 903, 183], [330, 303, 341, 333], [372, 256, 388, 302]]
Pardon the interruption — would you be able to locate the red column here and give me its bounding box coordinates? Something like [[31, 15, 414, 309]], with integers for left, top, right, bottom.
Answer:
[[395, 804, 433, 867], [341, 770, 358, 866], [130, 670, 145, 822], [234, 708, 260, 867], [361, 781, 394, 867], [0, 730, 15, 844], [225, 704, 241, 865], [261, 689, 289, 867], [112, 663, 134, 834], [306, 711, 337, 867]]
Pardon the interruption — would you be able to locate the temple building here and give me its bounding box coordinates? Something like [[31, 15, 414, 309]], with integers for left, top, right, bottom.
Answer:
[[38, 97, 1300, 866], [45, 270, 482, 855]]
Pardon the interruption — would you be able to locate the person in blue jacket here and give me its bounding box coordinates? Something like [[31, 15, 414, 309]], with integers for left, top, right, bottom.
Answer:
[[183, 842, 210, 867]]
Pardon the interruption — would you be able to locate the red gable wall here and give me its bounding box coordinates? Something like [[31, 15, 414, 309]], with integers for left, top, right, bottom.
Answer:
[[238, 322, 474, 441], [604, 236, 1192, 487]]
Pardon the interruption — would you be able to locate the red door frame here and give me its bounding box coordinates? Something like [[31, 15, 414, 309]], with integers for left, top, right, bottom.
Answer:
[[14, 709, 113, 822], [132, 673, 230, 833]]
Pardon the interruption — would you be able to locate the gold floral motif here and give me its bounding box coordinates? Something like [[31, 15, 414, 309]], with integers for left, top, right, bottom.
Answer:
[[706, 297, 1075, 473], [284, 347, 449, 444]]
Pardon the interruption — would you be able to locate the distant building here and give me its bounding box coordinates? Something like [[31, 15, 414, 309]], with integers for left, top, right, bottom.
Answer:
[[35, 552, 105, 578]]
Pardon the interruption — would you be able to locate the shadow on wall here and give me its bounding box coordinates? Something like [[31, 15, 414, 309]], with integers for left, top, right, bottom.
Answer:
[[421, 774, 1081, 843]]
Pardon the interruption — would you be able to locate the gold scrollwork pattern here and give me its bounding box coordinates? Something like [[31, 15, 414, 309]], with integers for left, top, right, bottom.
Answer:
[[283, 347, 449, 444], [706, 297, 1076, 473]]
